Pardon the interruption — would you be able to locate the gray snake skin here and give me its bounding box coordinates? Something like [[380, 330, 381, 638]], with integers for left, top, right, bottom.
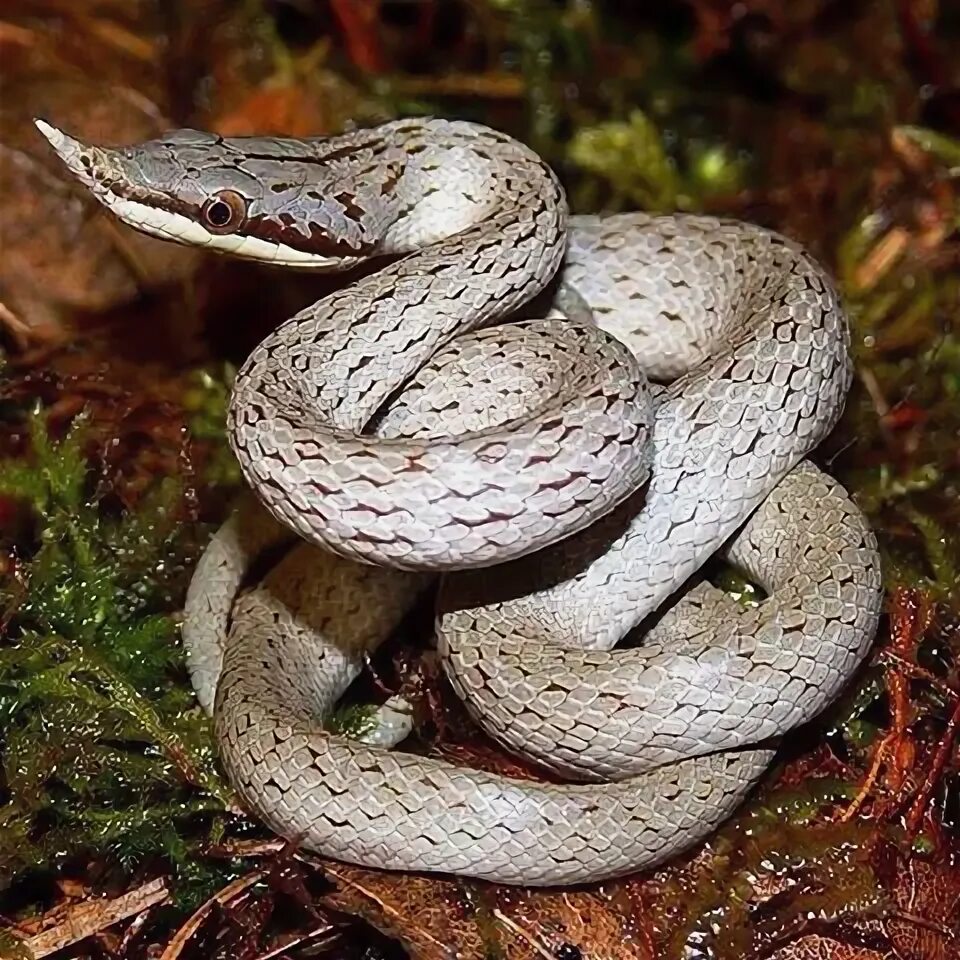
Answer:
[[36, 116, 882, 886]]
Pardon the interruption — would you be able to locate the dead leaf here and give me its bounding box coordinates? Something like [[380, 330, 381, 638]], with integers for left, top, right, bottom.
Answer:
[[316, 859, 653, 960]]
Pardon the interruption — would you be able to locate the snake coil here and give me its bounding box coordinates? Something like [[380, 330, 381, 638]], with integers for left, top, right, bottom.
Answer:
[[37, 116, 882, 886]]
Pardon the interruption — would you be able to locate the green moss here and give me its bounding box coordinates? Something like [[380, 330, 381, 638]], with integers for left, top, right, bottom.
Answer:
[[326, 702, 384, 740], [710, 564, 765, 608], [182, 363, 242, 490], [0, 410, 239, 911], [567, 111, 683, 211], [566, 110, 747, 212]]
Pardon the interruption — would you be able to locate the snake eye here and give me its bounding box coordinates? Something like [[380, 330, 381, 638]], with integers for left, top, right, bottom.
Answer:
[[201, 190, 247, 234]]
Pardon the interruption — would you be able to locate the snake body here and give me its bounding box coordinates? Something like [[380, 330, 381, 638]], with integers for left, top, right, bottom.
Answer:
[[36, 116, 882, 886]]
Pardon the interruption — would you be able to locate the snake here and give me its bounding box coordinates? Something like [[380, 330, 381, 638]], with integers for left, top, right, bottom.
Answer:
[[36, 115, 882, 886]]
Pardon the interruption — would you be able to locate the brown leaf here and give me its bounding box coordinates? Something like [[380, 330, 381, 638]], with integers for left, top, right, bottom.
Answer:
[[764, 933, 892, 960], [0, 8, 202, 346], [315, 859, 653, 960]]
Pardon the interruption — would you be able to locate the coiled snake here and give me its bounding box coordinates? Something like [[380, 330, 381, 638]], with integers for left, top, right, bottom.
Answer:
[[37, 116, 882, 886]]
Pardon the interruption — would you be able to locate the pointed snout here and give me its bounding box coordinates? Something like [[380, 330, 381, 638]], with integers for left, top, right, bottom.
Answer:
[[34, 118, 97, 186], [33, 119, 131, 202]]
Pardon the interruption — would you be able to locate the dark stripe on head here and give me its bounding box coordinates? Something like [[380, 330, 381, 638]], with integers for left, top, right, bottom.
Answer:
[[235, 136, 389, 169], [244, 213, 377, 257], [104, 177, 203, 221]]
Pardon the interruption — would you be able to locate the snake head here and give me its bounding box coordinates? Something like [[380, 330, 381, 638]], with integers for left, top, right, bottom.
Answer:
[[34, 119, 405, 270]]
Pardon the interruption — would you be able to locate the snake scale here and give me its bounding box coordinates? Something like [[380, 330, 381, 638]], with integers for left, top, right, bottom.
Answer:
[[36, 116, 882, 886]]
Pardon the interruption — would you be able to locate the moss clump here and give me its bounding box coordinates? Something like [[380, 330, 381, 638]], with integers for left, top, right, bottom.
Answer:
[[0, 410, 240, 911]]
